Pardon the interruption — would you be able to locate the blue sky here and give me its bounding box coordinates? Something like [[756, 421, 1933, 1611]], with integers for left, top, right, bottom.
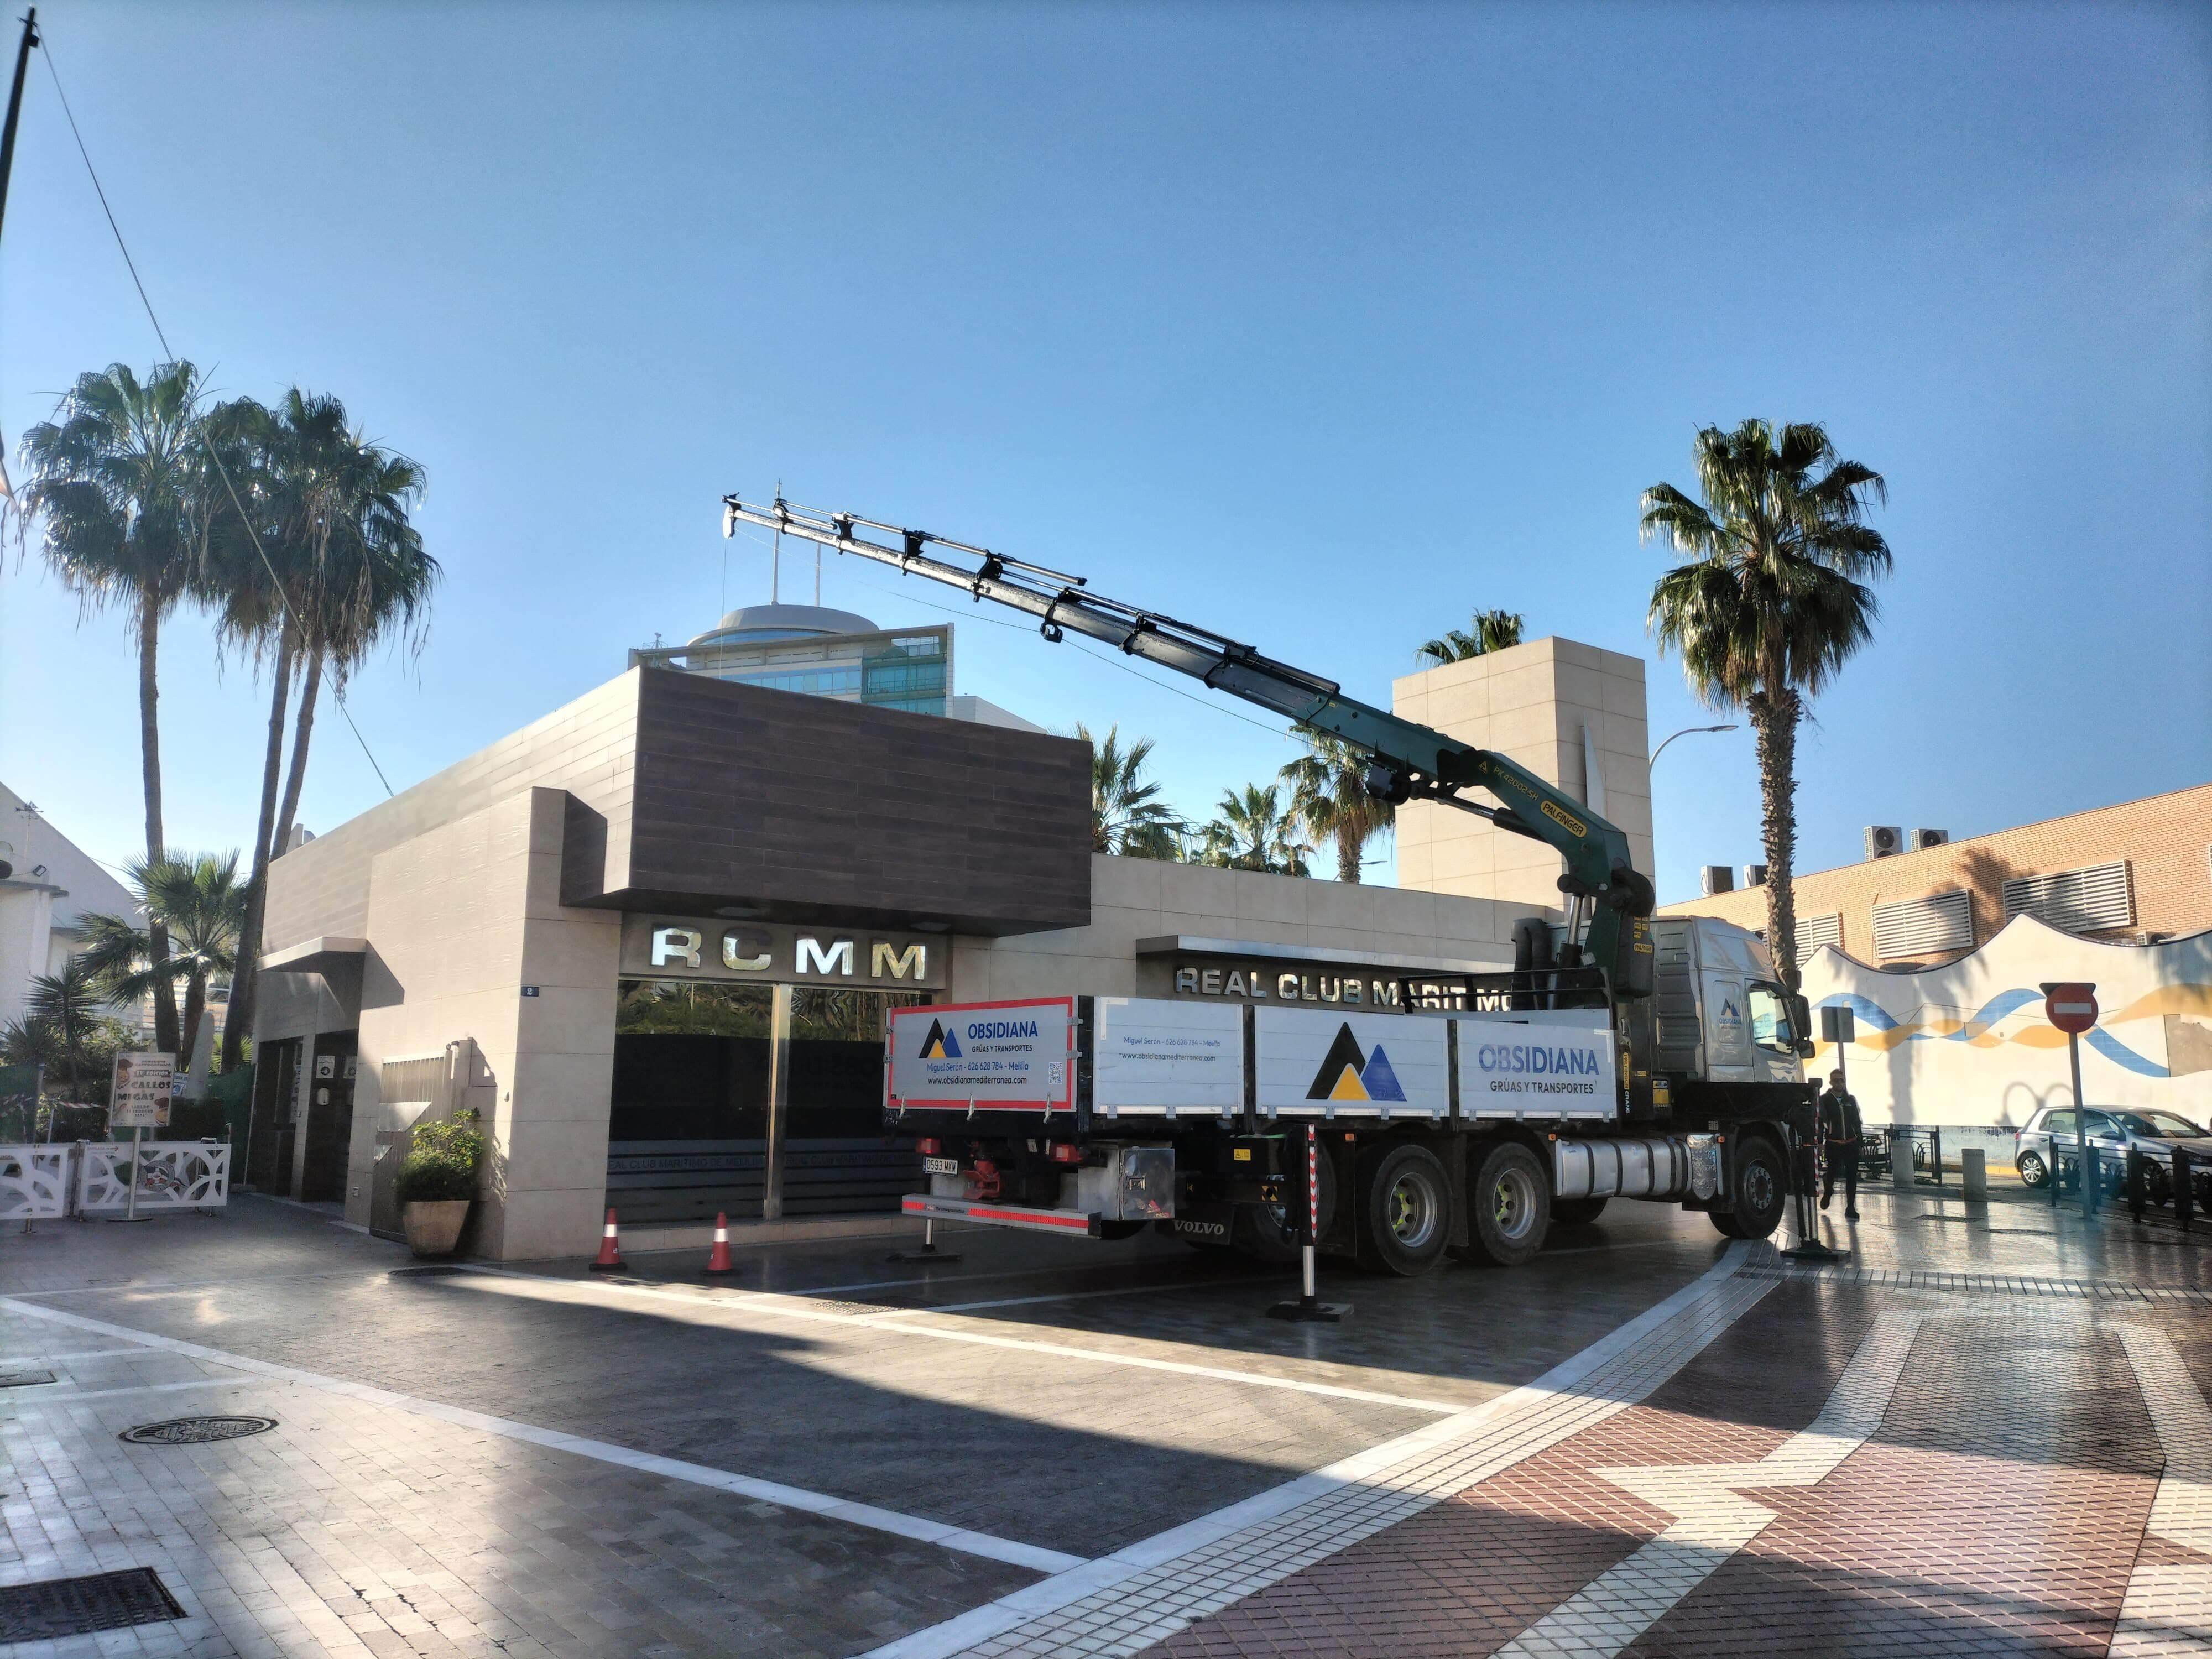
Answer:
[[2, 1, 2206, 902]]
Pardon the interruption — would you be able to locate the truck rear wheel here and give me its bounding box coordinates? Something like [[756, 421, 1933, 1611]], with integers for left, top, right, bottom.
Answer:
[[1452, 1141, 1550, 1267], [1357, 1144, 1451, 1276], [1709, 1134, 1787, 1240]]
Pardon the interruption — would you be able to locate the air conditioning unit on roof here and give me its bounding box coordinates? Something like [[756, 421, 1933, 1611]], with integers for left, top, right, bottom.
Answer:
[[1865, 825, 1903, 860], [1700, 864, 1734, 896], [1912, 827, 1950, 850], [1743, 864, 1768, 887]]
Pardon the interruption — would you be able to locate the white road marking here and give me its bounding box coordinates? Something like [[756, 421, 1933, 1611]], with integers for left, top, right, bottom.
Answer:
[[872, 1276, 1274, 1316], [16, 1376, 263, 1402], [1493, 1309, 1927, 1659], [865, 1242, 1768, 1659], [0, 1297, 1083, 1575], [451, 1265, 1470, 1415], [2111, 1326, 2212, 1657]]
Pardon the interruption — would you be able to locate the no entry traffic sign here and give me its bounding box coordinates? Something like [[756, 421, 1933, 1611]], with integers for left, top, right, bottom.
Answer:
[[2040, 982, 2099, 1035]]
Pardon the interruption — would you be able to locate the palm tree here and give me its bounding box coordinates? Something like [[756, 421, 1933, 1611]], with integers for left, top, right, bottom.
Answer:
[[217, 392, 436, 1068], [1280, 728, 1392, 883], [1198, 784, 1311, 875], [18, 362, 212, 1055], [78, 852, 247, 1075], [22, 959, 109, 1104], [1416, 607, 1525, 666], [1642, 419, 1891, 985], [1078, 723, 1183, 859]]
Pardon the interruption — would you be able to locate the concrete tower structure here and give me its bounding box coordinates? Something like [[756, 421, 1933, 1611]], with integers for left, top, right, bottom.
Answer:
[[1391, 638, 1655, 915]]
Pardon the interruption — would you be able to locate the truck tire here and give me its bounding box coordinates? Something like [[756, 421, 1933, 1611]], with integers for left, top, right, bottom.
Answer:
[[1235, 1147, 1338, 1264], [1357, 1144, 1452, 1276], [1452, 1141, 1550, 1267], [1709, 1135, 1787, 1240], [1551, 1196, 1609, 1227]]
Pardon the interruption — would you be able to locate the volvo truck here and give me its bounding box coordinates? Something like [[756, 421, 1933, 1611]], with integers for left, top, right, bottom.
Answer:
[[721, 493, 1821, 1271]]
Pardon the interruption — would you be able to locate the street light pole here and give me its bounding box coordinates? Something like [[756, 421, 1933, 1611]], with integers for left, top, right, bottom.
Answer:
[[1650, 722, 1738, 768]]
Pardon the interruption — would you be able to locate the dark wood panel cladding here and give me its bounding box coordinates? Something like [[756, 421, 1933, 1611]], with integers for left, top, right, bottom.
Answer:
[[608, 669, 1092, 936], [263, 666, 1091, 965]]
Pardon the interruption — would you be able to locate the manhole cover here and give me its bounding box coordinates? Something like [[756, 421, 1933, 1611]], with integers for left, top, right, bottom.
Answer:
[[0, 1568, 185, 1640], [120, 1415, 278, 1446], [0, 1370, 56, 1388]]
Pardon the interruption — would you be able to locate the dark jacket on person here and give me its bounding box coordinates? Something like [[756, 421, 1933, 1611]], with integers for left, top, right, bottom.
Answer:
[[1819, 1087, 1862, 1144]]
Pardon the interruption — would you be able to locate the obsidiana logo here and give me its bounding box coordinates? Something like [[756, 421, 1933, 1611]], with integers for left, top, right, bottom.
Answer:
[[916, 1020, 962, 1060], [1305, 1023, 1407, 1103]]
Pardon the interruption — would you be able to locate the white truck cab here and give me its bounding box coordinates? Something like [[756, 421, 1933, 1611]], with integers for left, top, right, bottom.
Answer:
[[1649, 917, 1807, 1087]]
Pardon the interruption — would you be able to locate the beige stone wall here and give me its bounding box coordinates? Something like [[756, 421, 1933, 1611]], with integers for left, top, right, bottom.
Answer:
[[1390, 637, 1654, 911], [950, 853, 1536, 1001], [347, 787, 621, 1260], [1660, 780, 2212, 967]]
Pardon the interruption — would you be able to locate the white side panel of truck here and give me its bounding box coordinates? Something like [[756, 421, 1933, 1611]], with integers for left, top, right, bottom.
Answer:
[[1254, 1007, 1451, 1118], [1091, 998, 1245, 1118], [1454, 1011, 1619, 1120]]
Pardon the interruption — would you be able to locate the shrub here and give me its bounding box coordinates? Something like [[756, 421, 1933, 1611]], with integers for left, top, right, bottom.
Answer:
[[396, 1110, 485, 1204]]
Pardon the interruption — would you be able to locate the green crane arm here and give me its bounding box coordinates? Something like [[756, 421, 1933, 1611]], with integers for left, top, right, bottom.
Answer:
[[719, 495, 1656, 987]]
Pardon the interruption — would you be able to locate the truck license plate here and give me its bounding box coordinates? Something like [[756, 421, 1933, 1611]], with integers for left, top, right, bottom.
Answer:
[[923, 1157, 960, 1176]]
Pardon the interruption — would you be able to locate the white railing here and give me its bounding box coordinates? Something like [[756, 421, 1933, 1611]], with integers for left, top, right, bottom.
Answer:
[[75, 1141, 232, 1214], [0, 1145, 74, 1220]]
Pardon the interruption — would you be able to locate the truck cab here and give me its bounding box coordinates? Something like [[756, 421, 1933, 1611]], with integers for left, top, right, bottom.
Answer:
[[1647, 917, 1807, 1088]]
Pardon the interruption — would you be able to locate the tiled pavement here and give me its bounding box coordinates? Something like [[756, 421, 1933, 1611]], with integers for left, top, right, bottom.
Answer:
[[8, 1186, 2212, 1657]]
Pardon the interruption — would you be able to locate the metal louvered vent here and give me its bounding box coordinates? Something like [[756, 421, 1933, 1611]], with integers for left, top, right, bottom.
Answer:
[[2002, 861, 2134, 935], [1796, 914, 1843, 964], [1871, 890, 1974, 959]]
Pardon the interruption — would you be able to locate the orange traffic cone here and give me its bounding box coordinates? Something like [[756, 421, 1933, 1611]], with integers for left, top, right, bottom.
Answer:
[[705, 1212, 734, 1276], [590, 1207, 624, 1271]]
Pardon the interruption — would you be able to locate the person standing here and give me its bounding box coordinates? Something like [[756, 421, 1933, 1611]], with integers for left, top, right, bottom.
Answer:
[[1819, 1069, 1861, 1219]]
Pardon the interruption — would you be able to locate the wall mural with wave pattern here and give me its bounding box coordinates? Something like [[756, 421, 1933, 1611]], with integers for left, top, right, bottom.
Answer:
[[1799, 913, 2212, 1128]]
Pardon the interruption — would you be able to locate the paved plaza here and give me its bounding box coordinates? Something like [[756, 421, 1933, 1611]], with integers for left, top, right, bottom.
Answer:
[[6, 1186, 2212, 1658]]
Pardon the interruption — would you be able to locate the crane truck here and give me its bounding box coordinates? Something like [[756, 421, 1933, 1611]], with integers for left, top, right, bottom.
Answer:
[[723, 494, 1821, 1274]]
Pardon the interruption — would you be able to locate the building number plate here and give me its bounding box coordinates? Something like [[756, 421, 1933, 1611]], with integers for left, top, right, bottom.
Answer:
[[922, 1157, 960, 1176]]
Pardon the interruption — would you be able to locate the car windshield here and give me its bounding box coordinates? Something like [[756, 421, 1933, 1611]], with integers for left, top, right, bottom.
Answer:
[[2109, 1110, 2205, 1138]]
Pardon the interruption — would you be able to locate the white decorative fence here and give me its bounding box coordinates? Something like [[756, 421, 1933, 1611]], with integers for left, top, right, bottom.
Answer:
[[74, 1141, 232, 1214], [0, 1146, 74, 1220]]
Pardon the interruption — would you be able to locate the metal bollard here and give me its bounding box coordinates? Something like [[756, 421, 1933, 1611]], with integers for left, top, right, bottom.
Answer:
[[1961, 1147, 1987, 1203], [1890, 1128, 1913, 1190], [2177, 1146, 2194, 1234], [2127, 1148, 2147, 1223]]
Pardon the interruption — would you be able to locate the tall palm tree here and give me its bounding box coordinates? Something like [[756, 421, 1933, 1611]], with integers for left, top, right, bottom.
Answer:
[[22, 959, 109, 1104], [217, 392, 435, 1068], [78, 852, 247, 1076], [1279, 728, 1392, 883], [1416, 607, 1525, 666], [18, 362, 211, 1055], [1642, 419, 1891, 985], [1077, 723, 1183, 859], [1198, 784, 1311, 876]]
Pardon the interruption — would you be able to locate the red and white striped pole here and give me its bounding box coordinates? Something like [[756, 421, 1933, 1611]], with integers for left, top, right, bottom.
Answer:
[[1269, 1121, 1345, 1322]]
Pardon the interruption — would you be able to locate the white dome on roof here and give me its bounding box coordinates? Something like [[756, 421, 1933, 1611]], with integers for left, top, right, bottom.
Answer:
[[688, 604, 880, 646]]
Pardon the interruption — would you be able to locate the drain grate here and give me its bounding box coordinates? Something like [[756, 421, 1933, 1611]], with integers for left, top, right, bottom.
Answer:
[[120, 1415, 278, 1446], [0, 1568, 186, 1640], [0, 1369, 56, 1387]]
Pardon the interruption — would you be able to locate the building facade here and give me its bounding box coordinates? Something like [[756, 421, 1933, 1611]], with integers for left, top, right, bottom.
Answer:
[[249, 660, 1564, 1259], [1392, 638, 1655, 916], [0, 781, 137, 1031], [625, 603, 1039, 731], [1662, 782, 2212, 970]]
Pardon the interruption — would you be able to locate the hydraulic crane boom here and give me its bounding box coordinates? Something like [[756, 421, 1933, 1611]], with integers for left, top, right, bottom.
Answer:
[[721, 494, 1656, 993]]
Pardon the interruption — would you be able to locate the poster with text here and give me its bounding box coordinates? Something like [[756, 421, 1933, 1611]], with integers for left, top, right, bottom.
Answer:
[[109, 1051, 176, 1130], [888, 999, 1075, 1112]]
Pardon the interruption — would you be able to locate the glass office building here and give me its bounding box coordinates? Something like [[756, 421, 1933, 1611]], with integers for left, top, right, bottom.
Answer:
[[628, 604, 952, 716]]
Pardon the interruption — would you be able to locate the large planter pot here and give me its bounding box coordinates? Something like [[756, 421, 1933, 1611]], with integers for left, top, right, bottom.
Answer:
[[403, 1199, 472, 1258]]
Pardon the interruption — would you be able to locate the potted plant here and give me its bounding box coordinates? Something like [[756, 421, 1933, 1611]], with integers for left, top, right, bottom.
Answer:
[[397, 1110, 484, 1258]]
